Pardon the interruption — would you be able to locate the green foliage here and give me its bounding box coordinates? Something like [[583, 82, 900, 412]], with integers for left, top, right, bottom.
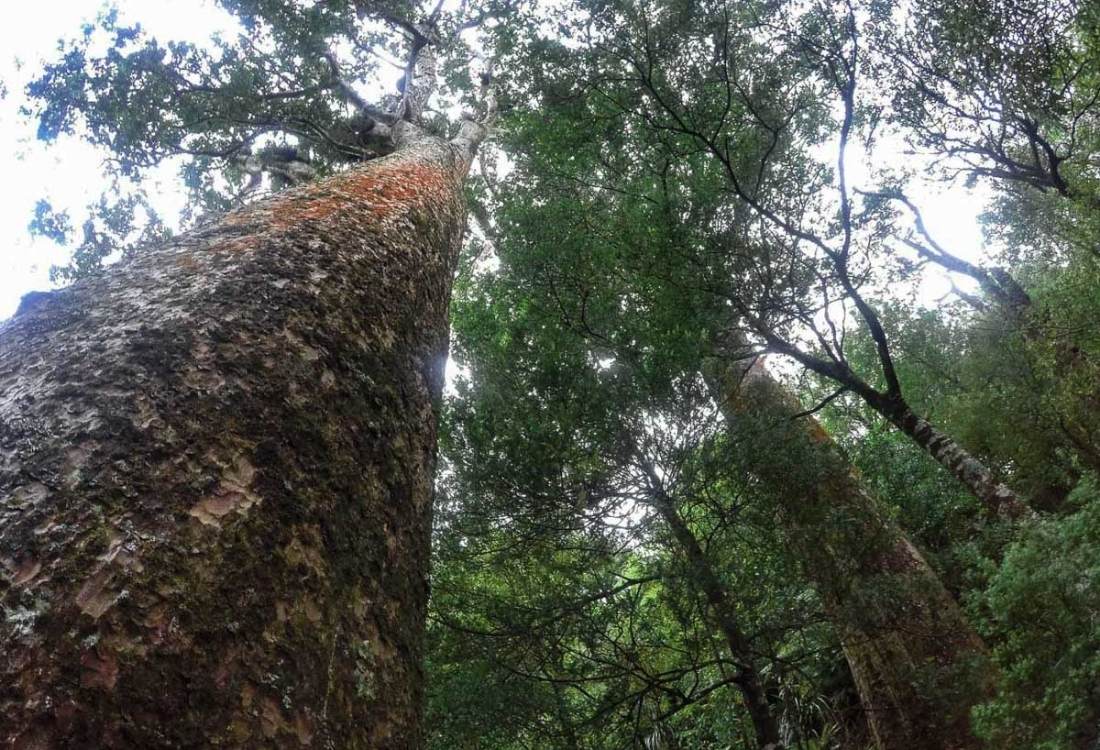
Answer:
[[28, 199, 72, 245], [23, 0, 1100, 746], [26, 1, 371, 173], [970, 480, 1100, 749], [434, 0, 1100, 743], [821, 260, 1100, 748], [876, 0, 1100, 200], [23, 0, 501, 279], [432, 127, 860, 745], [30, 190, 171, 282]]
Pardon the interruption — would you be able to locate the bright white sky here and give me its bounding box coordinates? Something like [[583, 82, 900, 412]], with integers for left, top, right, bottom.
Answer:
[[0, 0, 238, 320], [0, 1, 991, 321]]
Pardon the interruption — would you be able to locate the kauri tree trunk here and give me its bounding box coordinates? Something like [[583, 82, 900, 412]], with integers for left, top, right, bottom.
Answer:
[[0, 130, 478, 748], [705, 355, 993, 750]]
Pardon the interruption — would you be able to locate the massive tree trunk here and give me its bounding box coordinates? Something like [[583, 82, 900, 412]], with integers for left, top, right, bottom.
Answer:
[[705, 354, 993, 750], [0, 126, 481, 748]]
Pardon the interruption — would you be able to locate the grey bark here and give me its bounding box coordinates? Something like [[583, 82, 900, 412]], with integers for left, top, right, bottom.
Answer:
[[876, 399, 1034, 520], [0, 125, 483, 748], [760, 330, 1033, 520]]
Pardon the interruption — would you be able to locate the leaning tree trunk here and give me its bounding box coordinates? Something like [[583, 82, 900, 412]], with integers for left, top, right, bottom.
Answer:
[[0, 126, 481, 748], [705, 354, 993, 750], [646, 487, 782, 749], [868, 394, 1033, 520]]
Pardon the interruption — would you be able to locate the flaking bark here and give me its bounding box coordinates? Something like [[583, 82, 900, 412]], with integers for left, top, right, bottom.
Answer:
[[0, 129, 479, 748]]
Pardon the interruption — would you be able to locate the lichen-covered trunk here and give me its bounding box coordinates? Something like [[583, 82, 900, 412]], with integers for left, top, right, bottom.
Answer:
[[705, 357, 992, 750], [647, 489, 782, 749], [874, 398, 1033, 520], [0, 135, 471, 748]]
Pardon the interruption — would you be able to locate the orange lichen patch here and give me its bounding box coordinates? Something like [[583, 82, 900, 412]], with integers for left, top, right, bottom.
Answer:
[[267, 161, 453, 231], [219, 236, 262, 254], [218, 206, 253, 228], [175, 255, 201, 271]]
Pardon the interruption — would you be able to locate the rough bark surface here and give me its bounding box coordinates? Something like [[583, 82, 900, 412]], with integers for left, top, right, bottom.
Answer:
[[878, 400, 1033, 520], [705, 356, 992, 750], [0, 134, 472, 748]]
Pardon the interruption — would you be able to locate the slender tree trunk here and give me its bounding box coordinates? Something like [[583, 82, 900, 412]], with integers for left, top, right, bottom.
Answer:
[[795, 375, 1033, 519], [705, 355, 993, 750], [762, 333, 1034, 518], [645, 483, 782, 749], [0, 127, 481, 748], [873, 396, 1034, 519]]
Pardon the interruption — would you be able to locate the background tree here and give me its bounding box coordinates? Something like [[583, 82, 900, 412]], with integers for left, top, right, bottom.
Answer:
[[428, 84, 994, 747], [876, 0, 1100, 203], [432, 283, 859, 748], [430, 0, 1100, 747]]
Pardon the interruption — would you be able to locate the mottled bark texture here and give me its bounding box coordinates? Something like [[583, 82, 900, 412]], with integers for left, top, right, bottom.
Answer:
[[705, 356, 993, 750], [0, 130, 478, 748], [871, 396, 1033, 520]]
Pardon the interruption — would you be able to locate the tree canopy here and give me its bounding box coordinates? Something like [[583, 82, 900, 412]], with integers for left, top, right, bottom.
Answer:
[[11, 0, 1100, 748]]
